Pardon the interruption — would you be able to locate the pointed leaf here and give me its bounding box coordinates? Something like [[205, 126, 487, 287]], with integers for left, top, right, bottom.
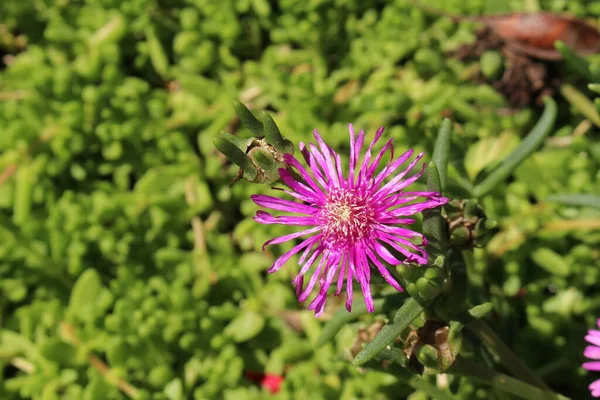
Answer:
[[352, 297, 424, 366], [432, 118, 452, 189], [422, 162, 448, 257], [464, 131, 520, 181], [472, 97, 557, 198], [68, 269, 104, 322], [545, 193, 600, 210], [233, 100, 263, 136], [213, 133, 258, 181], [224, 311, 265, 342], [263, 111, 294, 154], [560, 84, 600, 127], [555, 41, 593, 81]]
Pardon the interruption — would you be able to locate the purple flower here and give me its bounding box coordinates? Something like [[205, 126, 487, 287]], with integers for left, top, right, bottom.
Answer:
[[584, 319, 600, 397], [251, 124, 449, 317]]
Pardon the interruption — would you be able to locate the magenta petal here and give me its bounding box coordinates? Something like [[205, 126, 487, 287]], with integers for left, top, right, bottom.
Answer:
[[262, 226, 321, 249], [278, 169, 324, 203], [375, 156, 425, 199], [389, 198, 449, 216], [267, 236, 319, 273], [592, 379, 600, 398], [364, 244, 403, 291], [345, 265, 354, 312], [335, 254, 347, 296], [251, 194, 318, 214], [308, 294, 327, 317], [585, 346, 600, 360], [584, 361, 600, 371], [298, 254, 328, 302], [587, 333, 600, 347], [295, 247, 323, 283], [282, 154, 325, 194], [299, 143, 329, 189], [373, 148, 415, 186], [253, 125, 447, 316], [254, 211, 316, 226], [312, 130, 341, 187]]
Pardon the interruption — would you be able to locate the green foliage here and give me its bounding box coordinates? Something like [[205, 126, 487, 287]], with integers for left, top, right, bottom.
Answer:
[[1, 0, 599, 399]]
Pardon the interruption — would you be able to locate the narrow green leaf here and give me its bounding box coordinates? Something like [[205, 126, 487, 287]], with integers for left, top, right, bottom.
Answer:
[[560, 84, 600, 128], [432, 118, 452, 189], [224, 311, 265, 342], [464, 131, 519, 180], [68, 269, 104, 322], [249, 147, 280, 183], [213, 133, 258, 181], [531, 248, 570, 277], [262, 111, 294, 153], [472, 97, 557, 198], [469, 321, 551, 391], [546, 193, 600, 210], [352, 297, 424, 366], [555, 41, 593, 81], [39, 338, 77, 364], [589, 83, 600, 94], [145, 28, 170, 79], [422, 162, 448, 256], [233, 100, 263, 136], [451, 302, 494, 333], [375, 346, 408, 367]]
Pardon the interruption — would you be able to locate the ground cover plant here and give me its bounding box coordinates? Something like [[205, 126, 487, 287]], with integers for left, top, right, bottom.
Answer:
[[1, 0, 599, 399]]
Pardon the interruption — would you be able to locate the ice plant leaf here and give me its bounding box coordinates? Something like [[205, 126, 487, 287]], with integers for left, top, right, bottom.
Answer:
[[262, 111, 294, 154], [422, 162, 448, 257], [252, 125, 449, 317], [472, 97, 557, 198], [375, 346, 408, 367], [352, 297, 424, 366], [546, 193, 600, 210], [560, 84, 600, 128], [213, 132, 258, 181], [432, 118, 452, 190], [248, 147, 281, 183], [233, 100, 264, 137], [555, 41, 594, 81], [145, 27, 170, 79]]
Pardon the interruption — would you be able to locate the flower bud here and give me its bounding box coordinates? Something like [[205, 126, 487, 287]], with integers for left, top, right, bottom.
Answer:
[[445, 198, 497, 248]]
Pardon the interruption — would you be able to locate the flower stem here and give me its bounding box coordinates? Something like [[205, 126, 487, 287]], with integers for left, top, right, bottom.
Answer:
[[468, 319, 551, 391], [449, 357, 570, 400]]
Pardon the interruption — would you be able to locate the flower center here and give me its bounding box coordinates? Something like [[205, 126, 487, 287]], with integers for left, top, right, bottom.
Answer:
[[318, 188, 374, 249]]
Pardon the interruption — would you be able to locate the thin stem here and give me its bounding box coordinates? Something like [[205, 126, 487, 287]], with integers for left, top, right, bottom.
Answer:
[[468, 320, 551, 391], [450, 357, 570, 400], [61, 323, 140, 399]]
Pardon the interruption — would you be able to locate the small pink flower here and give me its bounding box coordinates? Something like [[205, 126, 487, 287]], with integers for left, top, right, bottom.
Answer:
[[251, 124, 448, 316], [584, 319, 600, 397]]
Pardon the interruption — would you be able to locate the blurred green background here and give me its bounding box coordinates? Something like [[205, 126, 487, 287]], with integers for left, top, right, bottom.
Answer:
[[1, 0, 599, 399]]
